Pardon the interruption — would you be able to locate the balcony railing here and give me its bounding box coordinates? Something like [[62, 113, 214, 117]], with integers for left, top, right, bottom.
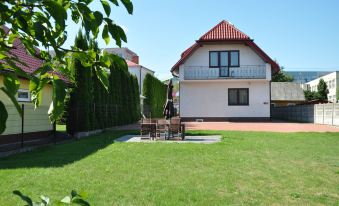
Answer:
[[184, 65, 267, 80]]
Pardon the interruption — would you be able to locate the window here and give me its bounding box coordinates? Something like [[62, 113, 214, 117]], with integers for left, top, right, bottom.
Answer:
[[209, 51, 239, 68], [17, 89, 30, 102], [228, 88, 249, 106]]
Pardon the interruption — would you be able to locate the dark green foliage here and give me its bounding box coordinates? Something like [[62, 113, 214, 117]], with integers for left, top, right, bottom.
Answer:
[[66, 37, 140, 134], [67, 32, 93, 133], [142, 74, 167, 118], [272, 67, 294, 82], [316, 79, 329, 101], [303, 79, 329, 101], [304, 90, 317, 101]]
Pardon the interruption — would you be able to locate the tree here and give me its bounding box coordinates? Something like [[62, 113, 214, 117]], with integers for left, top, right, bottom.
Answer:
[[336, 88, 339, 102], [304, 90, 317, 101], [0, 0, 133, 134], [272, 67, 294, 82], [316, 79, 329, 101]]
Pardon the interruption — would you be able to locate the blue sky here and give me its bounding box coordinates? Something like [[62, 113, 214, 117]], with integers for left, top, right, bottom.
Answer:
[[64, 0, 339, 80]]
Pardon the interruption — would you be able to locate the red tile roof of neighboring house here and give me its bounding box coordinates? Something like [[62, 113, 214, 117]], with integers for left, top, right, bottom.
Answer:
[[7, 39, 44, 74], [126, 59, 139, 67], [1, 26, 69, 82], [171, 20, 280, 75], [199, 20, 250, 41]]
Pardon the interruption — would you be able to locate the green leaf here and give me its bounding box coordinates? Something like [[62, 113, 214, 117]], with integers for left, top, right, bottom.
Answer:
[[102, 24, 110, 44], [40, 195, 50, 205], [13, 190, 33, 206], [60, 196, 71, 204], [0, 87, 22, 117], [3, 73, 20, 95], [29, 77, 49, 109], [95, 67, 109, 91], [44, 0, 67, 29], [100, 0, 111, 16], [93, 11, 103, 27], [108, 0, 119, 6], [48, 77, 66, 122], [0, 101, 8, 134], [120, 0, 133, 14]]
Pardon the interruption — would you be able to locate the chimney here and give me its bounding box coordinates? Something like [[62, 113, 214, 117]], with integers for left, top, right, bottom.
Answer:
[[131, 55, 139, 64]]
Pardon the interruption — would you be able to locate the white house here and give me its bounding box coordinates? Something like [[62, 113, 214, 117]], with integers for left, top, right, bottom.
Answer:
[[305, 71, 338, 102], [126, 60, 155, 94], [171, 20, 280, 121]]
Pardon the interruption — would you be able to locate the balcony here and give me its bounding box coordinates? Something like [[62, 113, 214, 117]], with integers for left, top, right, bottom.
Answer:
[[183, 65, 267, 80]]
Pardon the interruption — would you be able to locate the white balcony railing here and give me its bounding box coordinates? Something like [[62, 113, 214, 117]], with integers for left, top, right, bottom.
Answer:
[[184, 65, 267, 80]]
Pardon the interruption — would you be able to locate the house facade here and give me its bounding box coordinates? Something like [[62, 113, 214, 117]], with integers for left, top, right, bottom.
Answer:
[[305, 71, 338, 102], [171, 20, 279, 121], [0, 35, 54, 148]]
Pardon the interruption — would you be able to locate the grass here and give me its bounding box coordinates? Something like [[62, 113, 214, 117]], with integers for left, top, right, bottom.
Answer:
[[0, 130, 338, 205]]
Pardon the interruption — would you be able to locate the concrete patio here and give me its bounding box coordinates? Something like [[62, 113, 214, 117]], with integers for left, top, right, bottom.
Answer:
[[115, 135, 222, 144]]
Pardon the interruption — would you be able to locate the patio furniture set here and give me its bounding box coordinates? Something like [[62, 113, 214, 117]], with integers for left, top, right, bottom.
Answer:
[[140, 118, 185, 140]]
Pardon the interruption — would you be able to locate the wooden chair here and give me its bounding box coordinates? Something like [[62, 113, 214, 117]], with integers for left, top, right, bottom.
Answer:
[[169, 118, 185, 140], [156, 119, 168, 140], [140, 122, 156, 140]]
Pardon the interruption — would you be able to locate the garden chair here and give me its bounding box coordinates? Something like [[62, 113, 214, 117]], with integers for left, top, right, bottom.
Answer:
[[140, 120, 156, 140], [169, 118, 185, 140], [156, 119, 168, 140]]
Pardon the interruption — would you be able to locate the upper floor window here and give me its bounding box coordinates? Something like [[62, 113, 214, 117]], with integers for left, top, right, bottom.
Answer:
[[209, 51, 239, 68]]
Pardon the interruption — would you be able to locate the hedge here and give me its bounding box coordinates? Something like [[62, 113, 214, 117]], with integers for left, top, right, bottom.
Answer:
[[66, 33, 140, 134], [142, 73, 167, 118]]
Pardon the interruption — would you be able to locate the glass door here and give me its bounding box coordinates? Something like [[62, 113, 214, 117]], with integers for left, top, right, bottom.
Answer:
[[219, 51, 229, 77]]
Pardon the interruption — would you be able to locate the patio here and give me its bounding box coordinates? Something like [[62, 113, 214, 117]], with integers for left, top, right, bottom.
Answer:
[[115, 135, 221, 144]]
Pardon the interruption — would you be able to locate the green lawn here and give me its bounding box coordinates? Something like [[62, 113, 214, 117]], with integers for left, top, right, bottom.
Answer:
[[0, 130, 338, 205]]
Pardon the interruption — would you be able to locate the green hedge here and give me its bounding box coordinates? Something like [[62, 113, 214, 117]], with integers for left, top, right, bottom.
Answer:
[[66, 33, 140, 134], [142, 74, 167, 118]]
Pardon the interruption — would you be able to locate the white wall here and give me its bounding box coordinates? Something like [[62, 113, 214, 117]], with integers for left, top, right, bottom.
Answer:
[[184, 44, 266, 67], [180, 81, 270, 118], [306, 71, 338, 102], [128, 66, 154, 94]]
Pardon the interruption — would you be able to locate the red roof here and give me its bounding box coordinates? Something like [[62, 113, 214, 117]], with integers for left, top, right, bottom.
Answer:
[[126, 59, 139, 67], [171, 20, 280, 74], [199, 20, 250, 41], [6, 39, 44, 74]]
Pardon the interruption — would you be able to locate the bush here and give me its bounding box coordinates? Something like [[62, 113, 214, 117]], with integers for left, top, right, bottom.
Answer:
[[142, 74, 167, 118]]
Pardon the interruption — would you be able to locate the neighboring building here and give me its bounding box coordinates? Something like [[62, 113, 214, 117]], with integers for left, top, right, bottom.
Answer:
[[305, 71, 339, 102], [271, 82, 305, 107], [171, 20, 279, 121], [104, 47, 139, 65], [126, 60, 154, 94], [104, 47, 155, 94], [0, 36, 54, 142], [285, 71, 332, 83]]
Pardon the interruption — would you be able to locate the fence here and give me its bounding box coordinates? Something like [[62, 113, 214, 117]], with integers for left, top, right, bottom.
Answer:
[[271, 103, 339, 126], [0, 104, 61, 153]]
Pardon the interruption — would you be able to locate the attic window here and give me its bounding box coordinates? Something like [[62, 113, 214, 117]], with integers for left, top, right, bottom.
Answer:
[[17, 89, 30, 102]]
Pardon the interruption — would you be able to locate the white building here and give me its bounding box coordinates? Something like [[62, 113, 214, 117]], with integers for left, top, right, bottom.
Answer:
[[104, 47, 155, 94], [126, 60, 154, 94], [305, 71, 338, 102], [171, 20, 280, 121]]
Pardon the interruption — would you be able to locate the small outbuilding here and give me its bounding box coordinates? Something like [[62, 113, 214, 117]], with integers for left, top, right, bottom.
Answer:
[[271, 82, 306, 107]]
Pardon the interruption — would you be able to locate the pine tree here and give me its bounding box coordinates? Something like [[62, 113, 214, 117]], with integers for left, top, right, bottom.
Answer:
[[316, 79, 329, 101]]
